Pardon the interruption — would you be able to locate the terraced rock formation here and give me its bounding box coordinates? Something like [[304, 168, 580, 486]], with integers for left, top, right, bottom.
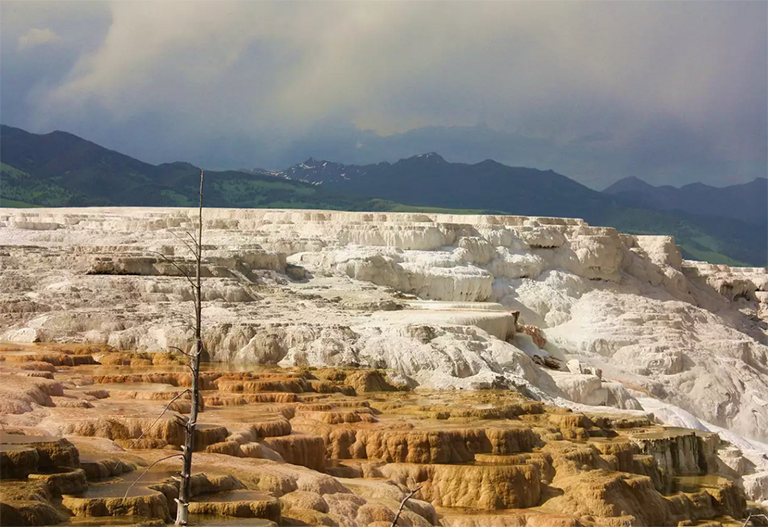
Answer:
[[0, 343, 764, 526], [1, 207, 767, 523]]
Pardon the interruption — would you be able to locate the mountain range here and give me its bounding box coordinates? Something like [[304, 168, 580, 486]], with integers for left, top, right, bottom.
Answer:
[[1, 124, 765, 266], [604, 176, 767, 225]]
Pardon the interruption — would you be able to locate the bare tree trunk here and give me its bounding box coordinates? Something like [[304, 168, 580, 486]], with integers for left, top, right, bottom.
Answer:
[[175, 170, 204, 526]]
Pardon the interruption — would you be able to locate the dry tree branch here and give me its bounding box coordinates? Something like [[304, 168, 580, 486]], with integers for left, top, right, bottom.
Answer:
[[135, 389, 192, 442], [122, 453, 184, 499], [390, 486, 422, 527], [167, 345, 193, 360], [185, 230, 200, 253], [742, 514, 768, 527], [147, 250, 197, 291], [167, 337, 198, 374], [168, 230, 198, 259]]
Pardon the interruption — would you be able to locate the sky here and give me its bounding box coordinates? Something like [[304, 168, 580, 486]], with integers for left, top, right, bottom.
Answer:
[[1, 1, 766, 189]]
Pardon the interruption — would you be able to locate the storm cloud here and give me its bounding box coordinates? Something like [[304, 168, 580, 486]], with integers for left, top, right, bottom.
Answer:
[[1, 1, 765, 188]]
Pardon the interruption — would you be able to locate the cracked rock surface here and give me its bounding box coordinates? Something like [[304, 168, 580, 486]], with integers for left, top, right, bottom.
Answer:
[[0, 344, 762, 526], [1, 208, 768, 519]]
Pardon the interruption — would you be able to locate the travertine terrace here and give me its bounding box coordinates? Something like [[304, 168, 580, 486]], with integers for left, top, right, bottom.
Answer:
[[1, 207, 767, 525], [0, 343, 760, 526]]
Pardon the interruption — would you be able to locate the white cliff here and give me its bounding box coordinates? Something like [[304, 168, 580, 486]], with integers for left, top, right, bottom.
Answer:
[[1, 207, 767, 500]]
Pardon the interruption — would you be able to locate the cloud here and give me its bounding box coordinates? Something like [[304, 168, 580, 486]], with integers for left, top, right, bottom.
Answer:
[[1, 1, 765, 187], [17, 27, 60, 50]]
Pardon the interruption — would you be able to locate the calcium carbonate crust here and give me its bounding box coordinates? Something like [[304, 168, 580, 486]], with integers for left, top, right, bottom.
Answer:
[[1, 207, 767, 499]]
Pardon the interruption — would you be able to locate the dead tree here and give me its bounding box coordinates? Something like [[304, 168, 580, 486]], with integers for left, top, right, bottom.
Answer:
[[390, 486, 422, 527], [119, 171, 206, 525], [175, 169, 205, 526]]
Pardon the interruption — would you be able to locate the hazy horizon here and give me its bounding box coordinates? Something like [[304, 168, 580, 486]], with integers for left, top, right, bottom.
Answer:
[[2, 1, 766, 189]]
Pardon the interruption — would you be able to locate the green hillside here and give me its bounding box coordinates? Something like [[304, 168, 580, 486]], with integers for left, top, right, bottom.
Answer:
[[1, 124, 764, 266], [593, 205, 756, 266]]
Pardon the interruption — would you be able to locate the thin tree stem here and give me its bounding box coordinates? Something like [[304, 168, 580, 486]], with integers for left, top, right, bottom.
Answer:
[[135, 389, 191, 442], [147, 250, 197, 290], [122, 454, 184, 499], [167, 230, 197, 259], [167, 346, 193, 359], [175, 170, 204, 527], [742, 514, 768, 527], [390, 486, 422, 527]]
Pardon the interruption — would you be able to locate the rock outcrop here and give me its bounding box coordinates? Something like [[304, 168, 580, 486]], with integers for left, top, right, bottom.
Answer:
[[0, 346, 759, 525], [2, 207, 768, 518]]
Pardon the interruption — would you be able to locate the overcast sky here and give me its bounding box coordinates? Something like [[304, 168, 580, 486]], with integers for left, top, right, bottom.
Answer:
[[1, 1, 765, 189]]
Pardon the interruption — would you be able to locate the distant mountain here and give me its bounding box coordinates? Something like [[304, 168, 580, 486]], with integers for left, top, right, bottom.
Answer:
[[1, 124, 765, 266], [259, 156, 768, 266], [604, 176, 767, 225], [271, 153, 612, 220], [0, 125, 380, 210]]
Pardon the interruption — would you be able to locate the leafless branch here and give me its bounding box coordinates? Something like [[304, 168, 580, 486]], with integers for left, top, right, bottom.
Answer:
[[390, 486, 422, 527], [122, 453, 184, 499], [742, 514, 768, 527], [168, 230, 198, 259], [147, 250, 197, 290], [135, 389, 191, 442], [167, 346, 193, 359], [185, 230, 200, 253]]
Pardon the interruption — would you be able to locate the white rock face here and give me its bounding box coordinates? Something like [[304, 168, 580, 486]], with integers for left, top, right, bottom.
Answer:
[[1, 208, 767, 452]]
